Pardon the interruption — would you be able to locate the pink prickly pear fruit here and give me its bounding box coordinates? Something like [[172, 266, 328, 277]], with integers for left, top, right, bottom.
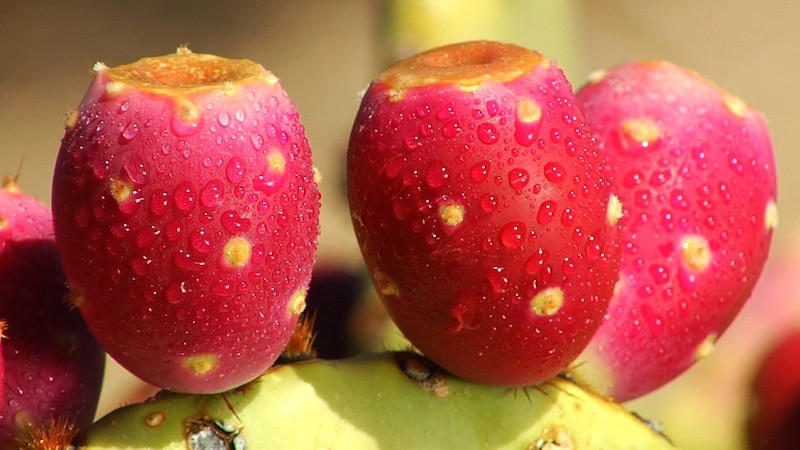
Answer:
[[747, 328, 800, 450], [51, 48, 321, 393], [347, 41, 622, 387], [573, 61, 777, 401], [0, 179, 105, 448]]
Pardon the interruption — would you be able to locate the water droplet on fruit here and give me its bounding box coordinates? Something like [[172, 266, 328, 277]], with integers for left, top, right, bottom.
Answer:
[[218, 112, 230, 127], [149, 190, 170, 217], [226, 157, 246, 184], [670, 189, 689, 210], [649, 264, 670, 284], [130, 255, 152, 275], [470, 161, 491, 182], [499, 221, 526, 249], [560, 208, 575, 226], [235, 109, 246, 122], [544, 161, 565, 183], [250, 133, 264, 150], [424, 162, 449, 189], [221, 210, 252, 234], [562, 257, 576, 275], [649, 170, 671, 187], [199, 180, 225, 208], [164, 219, 183, 241], [133, 226, 159, 250], [485, 266, 510, 293], [524, 248, 549, 275], [585, 235, 601, 260], [508, 168, 529, 190], [479, 193, 498, 212], [165, 281, 188, 304], [189, 229, 214, 253], [537, 200, 557, 225], [477, 123, 499, 144], [640, 303, 663, 333], [442, 120, 461, 138], [173, 181, 197, 212], [623, 170, 643, 188], [119, 122, 139, 143]]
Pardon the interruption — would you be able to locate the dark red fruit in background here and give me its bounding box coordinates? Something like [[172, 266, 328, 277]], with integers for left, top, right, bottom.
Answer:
[[0, 180, 104, 448]]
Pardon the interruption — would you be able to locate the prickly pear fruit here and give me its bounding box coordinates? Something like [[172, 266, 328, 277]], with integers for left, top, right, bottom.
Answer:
[[51, 48, 321, 393], [347, 40, 621, 386], [572, 61, 777, 400], [45, 352, 676, 449], [747, 328, 800, 450], [0, 179, 105, 448]]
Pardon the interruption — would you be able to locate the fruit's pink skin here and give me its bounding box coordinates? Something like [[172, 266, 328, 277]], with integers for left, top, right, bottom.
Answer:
[[348, 53, 620, 386], [52, 57, 320, 393], [0, 183, 105, 447], [574, 61, 777, 400]]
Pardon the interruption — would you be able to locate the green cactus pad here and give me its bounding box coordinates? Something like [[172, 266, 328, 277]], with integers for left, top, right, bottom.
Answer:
[[74, 352, 676, 449]]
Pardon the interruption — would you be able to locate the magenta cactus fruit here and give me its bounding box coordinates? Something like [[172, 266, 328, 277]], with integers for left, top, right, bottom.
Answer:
[[0, 179, 105, 447], [573, 61, 777, 400], [51, 48, 321, 393], [347, 41, 621, 386]]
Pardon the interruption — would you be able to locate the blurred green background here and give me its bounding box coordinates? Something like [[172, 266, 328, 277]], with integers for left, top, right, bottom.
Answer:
[[2, 1, 798, 448]]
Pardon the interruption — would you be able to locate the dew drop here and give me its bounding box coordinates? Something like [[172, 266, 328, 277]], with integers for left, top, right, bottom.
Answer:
[[649, 264, 670, 284], [479, 193, 498, 212], [218, 112, 230, 127], [226, 157, 246, 184], [476, 123, 499, 144], [250, 133, 264, 150], [165, 281, 188, 304], [562, 257, 576, 275], [485, 266, 510, 293], [189, 229, 214, 253], [221, 210, 252, 234], [173, 181, 197, 212], [670, 189, 689, 210], [149, 190, 170, 217], [524, 248, 549, 274], [134, 225, 160, 249], [119, 122, 139, 143], [164, 219, 183, 241], [130, 255, 152, 276], [499, 221, 526, 249], [585, 235, 601, 260], [537, 200, 557, 225], [469, 161, 491, 182], [235, 109, 246, 122], [544, 161, 565, 183], [560, 208, 575, 226], [508, 168, 529, 190], [199, 180, 225, 208], [424, 162, 449, 189]]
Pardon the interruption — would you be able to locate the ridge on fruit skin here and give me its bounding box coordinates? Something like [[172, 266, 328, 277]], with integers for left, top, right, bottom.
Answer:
[[0, 179, 105, 448], [572, 60, 777, 401], [27, 352, 678, 450], [347, 41, 622, 387], [51, 48, 321, 394]]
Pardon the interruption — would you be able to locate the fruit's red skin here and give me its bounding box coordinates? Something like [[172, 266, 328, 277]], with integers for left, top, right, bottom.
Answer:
[[747, 329, 800, 450], [52, 56, 320, 393], [348, 52, 620, 386], [575, 61, 777, 400], [0, 184, 105, 447]]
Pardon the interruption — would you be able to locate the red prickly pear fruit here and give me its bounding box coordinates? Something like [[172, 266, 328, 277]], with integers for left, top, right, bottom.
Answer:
[[747, 328, 800, 450], [347, 41, 621, 387], [0, 179, 105, 448], [51, 48, 321, 393], [573, 61, 777, 401]]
